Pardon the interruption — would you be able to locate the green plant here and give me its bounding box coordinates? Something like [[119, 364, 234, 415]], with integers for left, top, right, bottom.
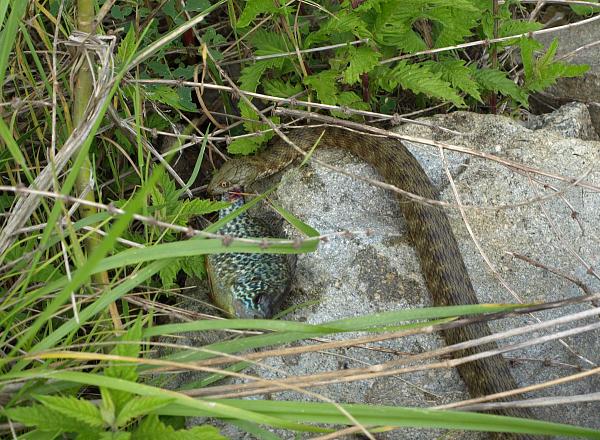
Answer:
[[226, 0, 590, 154]]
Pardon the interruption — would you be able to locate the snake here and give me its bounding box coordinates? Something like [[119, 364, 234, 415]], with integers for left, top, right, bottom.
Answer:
[[207, 126, 537, 438]]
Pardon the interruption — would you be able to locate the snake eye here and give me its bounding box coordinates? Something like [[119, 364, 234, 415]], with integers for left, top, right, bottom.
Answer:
[[220, 181, 229, 188]]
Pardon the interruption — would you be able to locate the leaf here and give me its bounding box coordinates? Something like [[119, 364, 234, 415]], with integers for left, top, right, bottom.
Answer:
[[377, 61, 463, 106], [424, 59, 481, 103], [35, 395, 104, 428], [239, 62, 271, 93], [305, 11, 372, 47], [159, 261, 181, 288], [180, 254, 206, 279], [117, 26, 137, 65], [132, 414, 226, 440], [473, 67, 529, 107], [115, 396, 175, 427], [104, 316, 144, 412], [5, 404, 98, 433], [176, 198, 230, 220], [520, 37, 589, 93], [146, 86, 196, 111], [304, 70, 339, 104], [227, 136, 263, 155], [262, 78, 303, 97], [237, 0, 283, 28], [342, 46, 381, 85]]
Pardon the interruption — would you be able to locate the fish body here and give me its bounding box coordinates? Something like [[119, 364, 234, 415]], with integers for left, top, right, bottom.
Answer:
[[206, 191, 292, 318]]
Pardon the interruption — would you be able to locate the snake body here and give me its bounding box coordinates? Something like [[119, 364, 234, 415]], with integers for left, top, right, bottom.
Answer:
[[208, 127, 536, 436]]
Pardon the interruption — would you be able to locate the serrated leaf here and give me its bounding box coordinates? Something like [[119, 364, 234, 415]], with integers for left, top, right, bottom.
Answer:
[[35, 395, 104, 428], [227, 136, 263, 155], [115, 396, 175, 427], [262, 79, 303, 97], [237, 0, 283, 28], [342, 46, 381, 85], [239, 61, 270, 93], [117, 26, 137, 65], [424, 59, 481, 103], [146, 86, 196, 111], [251, 29, 289, 59], [4, 404, 96, 433], [305, 11, 372, 47], [177, 198, 231, 219], [104, 317, 144, 412], [180, 254, 206, 279], [159, 261, 181, 288], [378, 61, 463, 106], [473, 67, 529, 106], [304, 70, 339, 104], [132, 414, 226, 440]]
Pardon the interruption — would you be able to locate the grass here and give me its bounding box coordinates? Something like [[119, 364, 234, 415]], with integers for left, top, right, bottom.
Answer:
[[1, 1, 600, 439]]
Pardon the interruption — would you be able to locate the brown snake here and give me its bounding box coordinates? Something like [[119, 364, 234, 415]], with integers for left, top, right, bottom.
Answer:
[[208, 126, 537, 438]]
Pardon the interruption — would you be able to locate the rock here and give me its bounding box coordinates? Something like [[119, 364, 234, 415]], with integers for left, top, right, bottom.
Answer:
[[176, 105, 600, 438], [248, 105, 600, 437]]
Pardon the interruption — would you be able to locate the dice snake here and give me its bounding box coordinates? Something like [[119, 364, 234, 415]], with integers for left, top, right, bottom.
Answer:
[[207, 126, 536, 437]]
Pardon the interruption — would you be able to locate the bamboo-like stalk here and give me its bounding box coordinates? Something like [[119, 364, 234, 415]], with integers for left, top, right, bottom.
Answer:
[[74, 0, 122, 330]]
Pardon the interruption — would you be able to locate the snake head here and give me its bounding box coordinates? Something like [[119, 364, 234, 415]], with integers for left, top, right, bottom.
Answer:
[[208, 158, 261, 195], [231, 278, 283, 319]]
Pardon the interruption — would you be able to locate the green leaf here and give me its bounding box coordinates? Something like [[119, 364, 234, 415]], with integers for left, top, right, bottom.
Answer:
[[116, 396, 176, 427], [342, 46, 381, 85], [180, 254, 206, 279], [35, 395, 104, 428], [305, 11, 372, 47], [5, 404, 98, 433], [227, 136, 263, 155], [117, 26, 137, 66], [520, 37, 589, 93], [159, 261, 181, 288], [424, 59, 481, 103], [104, 316, 144, 412], [378, 61, 463, 106], [132, 414, 226, 439], [240, 61, 271, 93], [262, 78, 303, 97], [237, 0, 283, 28], [473, 67, 529, 107], [146, 86, 196, 111], [304, 70, 339, 104]]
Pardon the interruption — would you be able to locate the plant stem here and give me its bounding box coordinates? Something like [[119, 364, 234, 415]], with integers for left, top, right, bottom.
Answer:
[[74, 0, 122, 330]]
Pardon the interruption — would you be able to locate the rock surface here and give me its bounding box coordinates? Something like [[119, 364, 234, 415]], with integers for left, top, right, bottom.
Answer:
[[178, 104, 600, 438]]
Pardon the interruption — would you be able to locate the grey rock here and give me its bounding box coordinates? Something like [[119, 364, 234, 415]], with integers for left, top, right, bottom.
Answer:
[[176, 105, 600, 438]]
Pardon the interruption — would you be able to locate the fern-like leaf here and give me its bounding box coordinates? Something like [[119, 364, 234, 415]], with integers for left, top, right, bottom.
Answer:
[[35, 396, 104, 428], [342, 46, 381, 85], [115, 396, 175, 427]]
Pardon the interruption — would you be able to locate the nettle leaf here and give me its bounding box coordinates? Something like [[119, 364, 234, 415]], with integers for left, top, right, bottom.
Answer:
[[99, 432, 131, 440], [4, 404, 96, 433], [227, 136, 263, 155], [181, 254, 206, 279], [251, 29, 290, 60], [520, 37, 589, 93], [332, 91, 370, 119], [159, 261, 181, 289], [35, 396, 104, 428], [239, 61, 271, 93], [104, 317, 143, 412], [424, 59, 481, 103], [115, 396, 175, 427], [342, 46, 381, 85], [473, 67, 529, 106], [116, 26, 136, 66], [262, 78, 303, 97], [237, 0, 284, 28], [146, 86, 196, 112], [378, 61, 463, 106], [305, 11, 372, 47], [132, 414, 226, 440], [304, 70, 339, 104]]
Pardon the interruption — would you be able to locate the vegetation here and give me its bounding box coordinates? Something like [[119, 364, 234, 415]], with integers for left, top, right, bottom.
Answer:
[[0, 0, 598, 438]]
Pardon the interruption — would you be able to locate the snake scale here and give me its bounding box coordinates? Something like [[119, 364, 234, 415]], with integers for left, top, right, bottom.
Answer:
[[207, 126, 537, 438]]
